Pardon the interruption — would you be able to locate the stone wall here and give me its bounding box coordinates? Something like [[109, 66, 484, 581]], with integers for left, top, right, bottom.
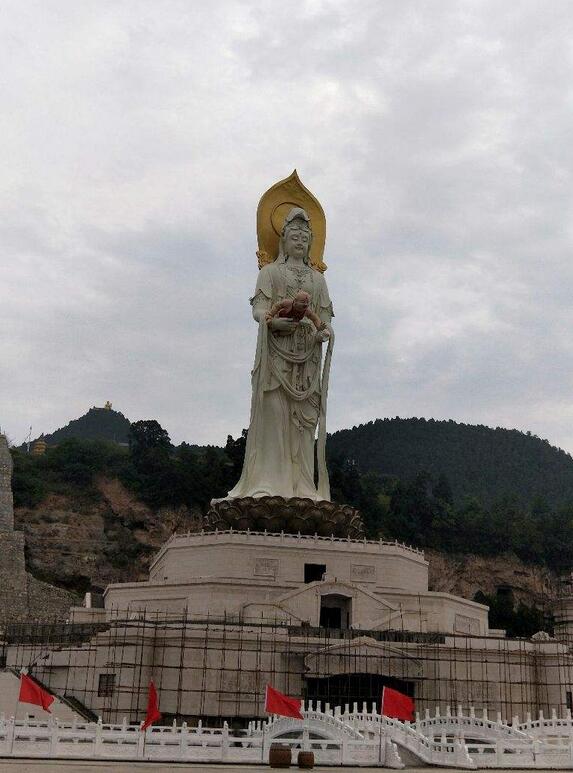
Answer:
[[0, 531, 28, 621], [26, 575, 77, 621], [0, 529, 75, 624], [0, 434, 14, 531], [0, 434, 76, 624]]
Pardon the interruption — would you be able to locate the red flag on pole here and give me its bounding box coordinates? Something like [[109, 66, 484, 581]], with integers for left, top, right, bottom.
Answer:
[[264, 684, 304, 720], [381, 686, 415, 721], [141, 680, 162, 730], [18, 673, 55, 713]]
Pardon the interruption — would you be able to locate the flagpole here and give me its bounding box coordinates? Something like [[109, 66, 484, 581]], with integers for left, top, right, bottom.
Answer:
[[379, 686, 385, 764], [15, 671, 21, 722], [262, 685, 267, 763], [15, 668, 29, 721], [10, 672, 23, 756], [9, 697, 17, 757], [8, 715, 15, 756]]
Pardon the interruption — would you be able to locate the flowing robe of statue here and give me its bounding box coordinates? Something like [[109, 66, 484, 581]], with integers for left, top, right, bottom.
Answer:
[[227, 208, 334, 502]]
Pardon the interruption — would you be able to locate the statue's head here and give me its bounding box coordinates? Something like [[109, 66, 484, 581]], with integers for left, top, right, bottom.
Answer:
[[279, 207, 312, 264]]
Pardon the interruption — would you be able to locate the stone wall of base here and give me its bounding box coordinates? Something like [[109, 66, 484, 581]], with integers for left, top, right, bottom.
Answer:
[[0, 530, 76, 624], [0, 532, 28, 622]]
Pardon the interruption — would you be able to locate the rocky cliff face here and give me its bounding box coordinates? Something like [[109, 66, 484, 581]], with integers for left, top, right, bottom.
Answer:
[[14, 477, 201, 593], [427, 549, 556, 606]]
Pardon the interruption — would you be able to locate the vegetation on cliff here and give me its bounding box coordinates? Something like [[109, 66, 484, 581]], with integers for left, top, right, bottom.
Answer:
[[473, 589, 549, 637]]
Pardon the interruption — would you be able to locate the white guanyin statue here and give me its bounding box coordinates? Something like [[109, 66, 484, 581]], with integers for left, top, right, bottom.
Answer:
[[226, 175, 334, 502]]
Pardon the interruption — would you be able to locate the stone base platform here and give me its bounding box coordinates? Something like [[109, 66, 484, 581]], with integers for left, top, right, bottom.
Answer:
[[206, 495, 364, 538]]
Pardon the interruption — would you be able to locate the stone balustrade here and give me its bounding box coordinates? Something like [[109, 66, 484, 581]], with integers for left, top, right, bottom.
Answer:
[[3, 704, 573, 767]]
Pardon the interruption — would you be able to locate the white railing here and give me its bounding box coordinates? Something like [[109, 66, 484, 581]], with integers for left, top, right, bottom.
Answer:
[[0, 716, 263, 763], [158, 528, 425, 555], [518, 709, 573, 739], [465, 739, 573, 769], [415, 705, 533, 742], [2, 705, 573, 767], [329, 705, 475, 768], [406, 704, 573, 768]]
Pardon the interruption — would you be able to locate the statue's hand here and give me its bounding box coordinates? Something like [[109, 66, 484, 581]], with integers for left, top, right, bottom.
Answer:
[[316, 328, 330, 343], [269, 317, 298, 333]]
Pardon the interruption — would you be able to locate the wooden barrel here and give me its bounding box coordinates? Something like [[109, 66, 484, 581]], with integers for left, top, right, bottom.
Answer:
[[269, 743, 292, 768], [297, 750, 315, 769]]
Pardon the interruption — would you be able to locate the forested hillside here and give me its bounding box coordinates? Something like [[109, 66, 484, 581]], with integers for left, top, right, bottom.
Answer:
[[10, 416, 573, 575], [328, 418, 573, 508]]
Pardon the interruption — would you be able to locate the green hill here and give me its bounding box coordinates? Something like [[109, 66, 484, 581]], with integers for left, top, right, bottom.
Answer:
[[39, 407, 131, 446], [28, 410, 573, 509], [327, 417, 573, 508]]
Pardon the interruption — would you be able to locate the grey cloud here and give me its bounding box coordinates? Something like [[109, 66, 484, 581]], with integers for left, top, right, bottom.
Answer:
[[1, 0, 573, 458]]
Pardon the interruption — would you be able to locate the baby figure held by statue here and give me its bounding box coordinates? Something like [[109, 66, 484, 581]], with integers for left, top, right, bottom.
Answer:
[[265, 290, 329, 339]]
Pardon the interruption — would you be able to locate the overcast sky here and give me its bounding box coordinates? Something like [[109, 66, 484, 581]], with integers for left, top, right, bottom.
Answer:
[[1, 0, 573, 454]]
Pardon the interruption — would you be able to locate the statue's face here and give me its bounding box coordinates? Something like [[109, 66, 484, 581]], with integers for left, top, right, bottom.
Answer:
[[284, 227, 310, 259]]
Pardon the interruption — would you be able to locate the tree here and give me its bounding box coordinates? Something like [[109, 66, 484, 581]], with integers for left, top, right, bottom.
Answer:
[[433, 473, 453, 506], [224, 430, 247, 484], [450, 497, 488, 554], [129, 420, 172, 457], [127, 420, 173, 507], [11, 449, 47, 507], [359, 472, 389, 538], [387, 471, 435, 545], [473, 590, 552, 638]]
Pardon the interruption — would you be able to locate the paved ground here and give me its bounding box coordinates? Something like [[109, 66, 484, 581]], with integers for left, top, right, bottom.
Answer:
[[0, 763, 395, 772], [0, 764, 414, 773], [0, 762, 496, 773], [0, 763, 410, 773], [0, 764, 531, 773]]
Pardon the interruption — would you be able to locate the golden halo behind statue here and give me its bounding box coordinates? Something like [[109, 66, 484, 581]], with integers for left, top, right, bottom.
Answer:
[[256, 170, 327, 272]]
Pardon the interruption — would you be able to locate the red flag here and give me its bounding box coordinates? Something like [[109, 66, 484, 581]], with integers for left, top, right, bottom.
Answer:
[[18, 674, 55, 713], [141, 680, 161, 730], [381, 686, 415, 721], [264, 684, 304, 720]]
